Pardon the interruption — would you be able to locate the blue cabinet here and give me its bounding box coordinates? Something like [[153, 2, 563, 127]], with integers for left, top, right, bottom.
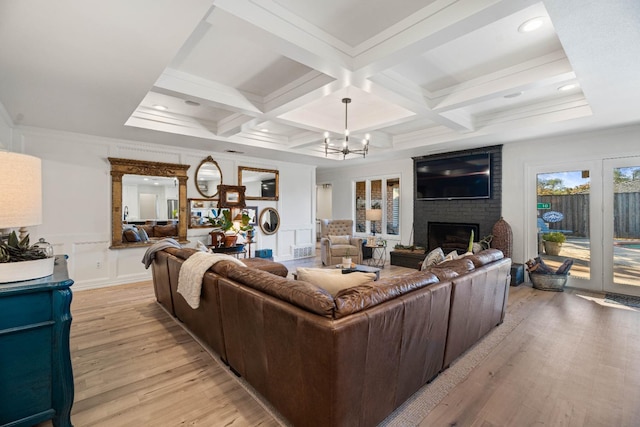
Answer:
[[0, 256, 74, 427]]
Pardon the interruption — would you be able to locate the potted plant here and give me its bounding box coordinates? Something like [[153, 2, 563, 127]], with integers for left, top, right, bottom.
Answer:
[[0, 231, 54, 283], [208, 210, 238, 247], [542, 232, 566, 256], [341, 248, 352, 269]]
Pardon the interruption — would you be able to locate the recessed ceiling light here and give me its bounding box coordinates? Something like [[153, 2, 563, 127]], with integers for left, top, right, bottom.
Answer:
[[518, 17, 545, 33], [152, 104, 168, 111], [558, 83, 579, 92], [261, 128, 269, 132], [184, 100, 200, 106], [504, 91, 523, 98]]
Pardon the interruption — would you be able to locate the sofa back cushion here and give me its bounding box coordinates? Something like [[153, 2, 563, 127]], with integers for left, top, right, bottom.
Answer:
[[227, 268, 335, 317], [467, 248, 504, 268], [425, 258, 475, 281], [154, 224, 178, 237], [333, 270, 440, 319], [164, 247, 198, 260]]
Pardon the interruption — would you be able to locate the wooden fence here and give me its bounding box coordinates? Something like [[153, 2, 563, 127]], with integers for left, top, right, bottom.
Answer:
[[538, 193, 640, 238]]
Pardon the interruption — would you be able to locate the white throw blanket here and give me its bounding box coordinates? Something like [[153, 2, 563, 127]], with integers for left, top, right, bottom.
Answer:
[[177, 252, 246, 309]]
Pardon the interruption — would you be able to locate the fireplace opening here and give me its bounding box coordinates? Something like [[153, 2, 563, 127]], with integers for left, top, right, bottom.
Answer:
[[428, 222, 479, 253]]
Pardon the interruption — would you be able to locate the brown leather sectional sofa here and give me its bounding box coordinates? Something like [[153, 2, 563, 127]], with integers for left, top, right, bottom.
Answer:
[[151, 247, 511, 427]]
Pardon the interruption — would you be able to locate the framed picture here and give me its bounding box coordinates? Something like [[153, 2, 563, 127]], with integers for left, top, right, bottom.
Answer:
[[242, 206, 258, 225], [218, 185, 246, 208]]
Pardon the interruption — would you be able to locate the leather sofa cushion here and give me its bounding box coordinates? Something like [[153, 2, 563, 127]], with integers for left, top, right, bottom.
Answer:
[[164, 247, 198, 260], [425, 258, 475, 281], [154, 224, 178, 237], [227, 268, 335, 317], [467, 248, 504, 268], [209, 258, 289, 278], [333, 270, 440, 319], [123, 228, 140, 242], [244, 258, 288, 277], [296, 268, 376, 295]]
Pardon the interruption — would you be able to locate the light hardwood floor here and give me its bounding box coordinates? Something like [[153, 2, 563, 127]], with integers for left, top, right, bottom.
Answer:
[[40, 255, 640, 426]]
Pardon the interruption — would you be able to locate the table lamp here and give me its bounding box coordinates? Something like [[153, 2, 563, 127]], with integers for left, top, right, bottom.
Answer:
[[366, 209, 382, 236], [0, 151, 53, 282]]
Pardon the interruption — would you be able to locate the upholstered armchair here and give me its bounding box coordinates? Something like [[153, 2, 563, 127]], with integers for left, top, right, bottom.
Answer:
[[319, 219, 363, 266]]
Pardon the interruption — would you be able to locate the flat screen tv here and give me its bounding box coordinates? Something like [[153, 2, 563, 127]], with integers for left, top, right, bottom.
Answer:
[[415, 153, 491, 200]]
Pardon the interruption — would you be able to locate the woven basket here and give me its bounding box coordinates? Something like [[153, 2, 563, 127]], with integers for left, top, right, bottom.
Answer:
[[491, 217, 513, 258], [529, 272, 568, 291]]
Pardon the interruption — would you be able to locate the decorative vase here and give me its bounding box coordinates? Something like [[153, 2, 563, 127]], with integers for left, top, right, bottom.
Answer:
[[491, 217, 513, 258], [543, 241, 562, 256], [341, 257, 352, 268]]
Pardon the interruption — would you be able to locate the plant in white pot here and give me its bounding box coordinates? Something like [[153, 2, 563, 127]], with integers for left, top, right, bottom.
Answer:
[[542, 232, 566, 256], [341, 248, 352, 269]]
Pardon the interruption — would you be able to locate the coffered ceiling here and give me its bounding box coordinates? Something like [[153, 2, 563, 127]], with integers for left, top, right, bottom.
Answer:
[[1, 0, 639, 167]]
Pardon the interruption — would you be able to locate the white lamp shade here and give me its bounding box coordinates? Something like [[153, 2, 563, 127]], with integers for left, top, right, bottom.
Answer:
[[365, 209, 382, 221], [0, 151, 43, 228]]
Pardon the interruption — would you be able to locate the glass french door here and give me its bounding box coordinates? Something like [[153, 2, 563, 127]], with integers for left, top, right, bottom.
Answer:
[[536, 169, 592, 283], [603, 157, 640, 296]]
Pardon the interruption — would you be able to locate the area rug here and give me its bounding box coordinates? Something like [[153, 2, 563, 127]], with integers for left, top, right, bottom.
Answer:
[[604, 293, 640, 309], [174, 309, 525, 427]]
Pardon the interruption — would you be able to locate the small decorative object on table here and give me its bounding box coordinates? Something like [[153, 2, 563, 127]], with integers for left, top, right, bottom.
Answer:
[[526, 257, 573, 291]]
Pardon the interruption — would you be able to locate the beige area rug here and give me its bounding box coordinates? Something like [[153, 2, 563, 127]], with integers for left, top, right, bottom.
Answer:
[[173, 310, 525, 427]]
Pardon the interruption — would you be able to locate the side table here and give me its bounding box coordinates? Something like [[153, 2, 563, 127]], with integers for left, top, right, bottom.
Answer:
[[0, 255, 74, 427], [364, 245, 386, 268]]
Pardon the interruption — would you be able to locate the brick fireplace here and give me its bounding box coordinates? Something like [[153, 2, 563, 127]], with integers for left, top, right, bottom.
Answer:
[[413, 145, 502, 249]]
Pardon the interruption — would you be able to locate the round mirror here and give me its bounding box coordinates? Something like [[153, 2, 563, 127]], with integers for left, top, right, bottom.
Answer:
[[259, 207, 280, 235], [195, 156, 223, 198]]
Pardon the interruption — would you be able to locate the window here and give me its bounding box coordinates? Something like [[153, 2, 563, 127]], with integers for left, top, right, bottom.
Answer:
[[354, 177, 400, 236]]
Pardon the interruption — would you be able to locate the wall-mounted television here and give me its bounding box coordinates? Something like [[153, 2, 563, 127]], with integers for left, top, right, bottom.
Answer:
[[415, 153, 491, 200]]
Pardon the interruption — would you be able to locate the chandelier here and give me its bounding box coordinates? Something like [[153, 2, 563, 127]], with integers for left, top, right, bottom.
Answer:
[[324, 98, 370, 159]]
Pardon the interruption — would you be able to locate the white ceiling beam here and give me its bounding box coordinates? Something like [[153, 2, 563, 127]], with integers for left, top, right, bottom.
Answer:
[[432, 52, 575, 111], [368, 72, 473, 132], [154, 68, 263, 115], [217, 113, 255, 138], [211, 0, 354, 79]]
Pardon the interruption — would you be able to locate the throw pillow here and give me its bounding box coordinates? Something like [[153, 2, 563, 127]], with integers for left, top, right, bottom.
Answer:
[[439, 250, 459, 264], [138, 227, 150, 242], [296, 267, 376, 296], [421, 247, 445, 270], [328, 235, 351, 245]]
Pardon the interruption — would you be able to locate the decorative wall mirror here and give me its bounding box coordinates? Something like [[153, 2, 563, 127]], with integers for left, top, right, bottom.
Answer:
[[109, 158, 189, 248], [238, 166, 279, 201], [195, 156, 222, 198], [259, 207, 280, 235]]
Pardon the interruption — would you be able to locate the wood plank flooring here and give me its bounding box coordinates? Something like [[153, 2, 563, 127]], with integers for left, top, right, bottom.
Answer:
[[38, 255, 640, 426]]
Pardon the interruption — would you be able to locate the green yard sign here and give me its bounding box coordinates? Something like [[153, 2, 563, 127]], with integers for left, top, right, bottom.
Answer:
[[537, 202, 551, 209]]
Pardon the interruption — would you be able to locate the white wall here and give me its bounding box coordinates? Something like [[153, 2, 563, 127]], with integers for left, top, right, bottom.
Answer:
[[5, 125, 316, 290]]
